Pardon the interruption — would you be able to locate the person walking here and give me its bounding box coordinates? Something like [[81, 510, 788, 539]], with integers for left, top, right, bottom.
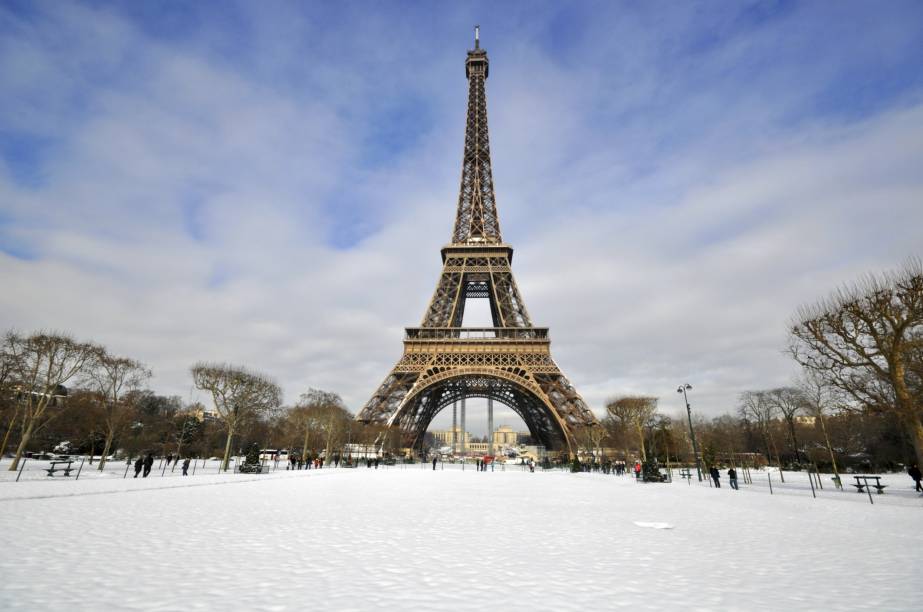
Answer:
[[182, 457, 191, 476], [727, 467, 738, 490], [908, 464, 923, 492], [432, 457, 438, 471], [710, 466, 721, 488], [142, 453, 154, 478], [133, 456, 143, 478]]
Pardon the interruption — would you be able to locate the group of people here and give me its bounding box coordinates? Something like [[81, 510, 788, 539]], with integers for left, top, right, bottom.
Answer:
[[286, 455, 328, 470], [708, 466, 739, 489], [132, 454, 192, 477]]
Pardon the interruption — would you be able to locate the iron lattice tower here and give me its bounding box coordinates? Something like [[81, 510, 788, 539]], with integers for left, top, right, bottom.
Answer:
[[357, 31, 597, 457]]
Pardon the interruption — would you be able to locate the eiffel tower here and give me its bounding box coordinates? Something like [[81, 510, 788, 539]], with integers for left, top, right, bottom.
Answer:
[[357, 29, 597, 457]]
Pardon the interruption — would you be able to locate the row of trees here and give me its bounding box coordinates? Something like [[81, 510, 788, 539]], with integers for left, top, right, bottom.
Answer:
[[582, 386, 910, 474], [577, 258, 922, 473], [0, 332, 383, 472]]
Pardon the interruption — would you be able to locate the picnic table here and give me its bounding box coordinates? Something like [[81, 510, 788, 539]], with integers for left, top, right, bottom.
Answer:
[[45, 460, 74, 477], [852, 475, 887, 494]]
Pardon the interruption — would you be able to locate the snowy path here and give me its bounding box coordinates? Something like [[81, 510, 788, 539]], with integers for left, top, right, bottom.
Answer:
[[1, 466, 921, 611]]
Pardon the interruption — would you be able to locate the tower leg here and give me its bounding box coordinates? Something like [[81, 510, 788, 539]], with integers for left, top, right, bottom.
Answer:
[[488, 397, 494, 457], [460, 397, 466, 456]]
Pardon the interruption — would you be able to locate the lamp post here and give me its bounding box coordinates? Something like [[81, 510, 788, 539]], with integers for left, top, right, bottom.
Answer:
[[677, 383, 703, 482]]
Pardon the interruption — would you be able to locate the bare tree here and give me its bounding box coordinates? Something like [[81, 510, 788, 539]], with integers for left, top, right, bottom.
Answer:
[[191, 363, 282, 471], [85, 351, 151, 471], [797, 371, 843, 481], [738, 390, 785, 480], [4, 331, 100, 470], [790, 258, 923, 466], [294, 389, 350, 463], [0, 342, 19, 457], [606, 396, 658, 461], [765, 387, 807, 463]]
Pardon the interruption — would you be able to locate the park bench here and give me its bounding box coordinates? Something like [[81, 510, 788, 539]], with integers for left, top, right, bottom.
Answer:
[[45, 460, 74, 477], [852, 475, 887, 494], [679, 468, 692, 480]]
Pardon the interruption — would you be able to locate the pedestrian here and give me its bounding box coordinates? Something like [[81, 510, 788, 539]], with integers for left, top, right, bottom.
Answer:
[[529, 458, 535, 473], [432, 457, 437, 471], [334, 454, 340, 468], [710, 466, 721, 488], [727, 467, 738, 490], [476, 458, 481, 471], [182, 457, 191, 476], [908, 464, 923, 492], [142, 453, 154, 478], [374, 457, 379, 469], [133, 456, 143, 478], [634, 462, 641, 479]]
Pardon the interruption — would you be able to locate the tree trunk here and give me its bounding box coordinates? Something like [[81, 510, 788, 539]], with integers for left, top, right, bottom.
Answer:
[[786, 417, 801, 463], [904, 414, 923, 469], [97, 432, 114, 471], [221, 426, 235, 471], [9, 419, 35, 471], [636, 424, 646, 461], [768, 428, 785, 482], [818, 413, 840, 478], [1, 406, 19, 459]]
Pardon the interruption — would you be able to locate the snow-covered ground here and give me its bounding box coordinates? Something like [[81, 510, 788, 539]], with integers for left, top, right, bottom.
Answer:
[[1, 459, 921, 611]]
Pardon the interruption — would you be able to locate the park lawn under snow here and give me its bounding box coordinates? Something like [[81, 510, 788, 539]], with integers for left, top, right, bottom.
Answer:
[[1, 461, 921, 611]]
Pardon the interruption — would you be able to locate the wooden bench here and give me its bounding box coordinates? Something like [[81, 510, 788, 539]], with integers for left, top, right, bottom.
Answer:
[[679, 468, 692, 480], [852, 475, 887, 494], [45, 460, 74, 477]]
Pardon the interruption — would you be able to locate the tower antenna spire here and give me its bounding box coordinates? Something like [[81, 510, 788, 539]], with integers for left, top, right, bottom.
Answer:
[[475, 25, 480, 49]]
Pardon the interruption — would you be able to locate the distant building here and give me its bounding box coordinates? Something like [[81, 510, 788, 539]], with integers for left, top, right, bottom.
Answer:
[[493, 425, 518, 445], [187, 405, 220, 422], [431, 426, 470, 446], [431, 425, 521, 449]]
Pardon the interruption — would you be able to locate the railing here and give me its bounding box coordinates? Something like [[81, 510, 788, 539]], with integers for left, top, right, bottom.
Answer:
[[404, 327, 549, 341]]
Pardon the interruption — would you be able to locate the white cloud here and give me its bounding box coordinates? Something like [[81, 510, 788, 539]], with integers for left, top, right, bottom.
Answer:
[[1, 2, 922, 432]]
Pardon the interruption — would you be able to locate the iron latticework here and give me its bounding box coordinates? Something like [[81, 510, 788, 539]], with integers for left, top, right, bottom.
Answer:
[[357, 32, 597, 456]]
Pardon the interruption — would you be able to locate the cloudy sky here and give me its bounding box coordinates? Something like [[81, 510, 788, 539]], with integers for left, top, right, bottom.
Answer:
[[2, 1, 922, 434]]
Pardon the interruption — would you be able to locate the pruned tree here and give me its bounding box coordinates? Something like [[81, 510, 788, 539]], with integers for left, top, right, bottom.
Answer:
[[789, 258, 923, 466], [84, 351, 151, 470], [606, 396, 658, 461], [191, 363, 282, 471], [4, 331, 100, 470]]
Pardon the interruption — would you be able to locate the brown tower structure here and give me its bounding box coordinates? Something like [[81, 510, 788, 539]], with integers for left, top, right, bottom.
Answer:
[[357, 30, 597, 457]]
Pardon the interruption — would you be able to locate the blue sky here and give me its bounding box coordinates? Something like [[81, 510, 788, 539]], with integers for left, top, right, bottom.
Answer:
[[2, 1, 922, 432]]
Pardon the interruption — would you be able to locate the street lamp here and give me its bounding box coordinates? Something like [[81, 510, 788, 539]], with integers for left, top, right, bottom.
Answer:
[[677, 383, 703, 482]]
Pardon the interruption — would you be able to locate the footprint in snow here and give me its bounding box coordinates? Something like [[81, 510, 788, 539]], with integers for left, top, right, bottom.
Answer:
[[633, 521, 674, 530]]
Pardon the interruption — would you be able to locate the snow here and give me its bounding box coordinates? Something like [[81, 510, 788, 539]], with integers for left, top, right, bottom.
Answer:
[[1, 460, 921, 611]]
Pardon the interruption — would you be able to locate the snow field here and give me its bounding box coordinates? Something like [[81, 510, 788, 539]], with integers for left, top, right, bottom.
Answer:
[[1, 464, 921, 611]]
